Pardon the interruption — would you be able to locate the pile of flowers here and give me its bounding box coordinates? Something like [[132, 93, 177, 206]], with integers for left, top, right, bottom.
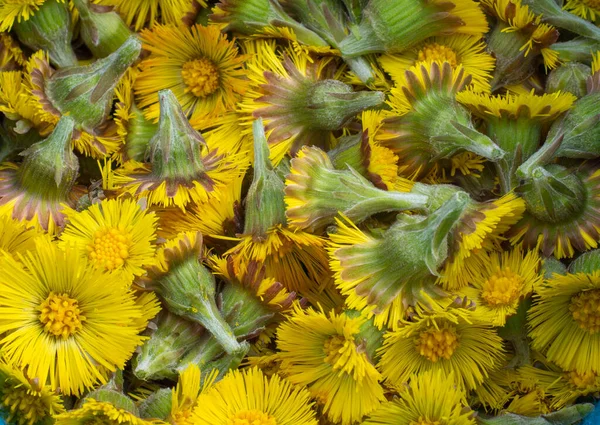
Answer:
[[1, 0, 600, 424]]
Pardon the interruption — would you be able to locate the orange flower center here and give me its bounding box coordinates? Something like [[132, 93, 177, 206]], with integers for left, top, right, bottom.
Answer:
[[87, 227, 131, 271], [481, 267, 522, 306], [568, 370, 597, 389], [570, 289, 600, 334], [415, 326, 459, 362], [38, 292, 85, 339], [227, 410, 277, 425], [417, 43, 458, 67], [182, 57, 220, 98]]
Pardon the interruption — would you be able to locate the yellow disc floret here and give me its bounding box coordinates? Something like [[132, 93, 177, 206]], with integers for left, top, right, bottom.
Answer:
[[227, 410, 277, 425], [417, 43, 458, 67], [481, 267, 523, 306], [570, 289, 600, 334], [410, 418, 441, 425], [38, 293, 85, 339], [415, 326, 459, 362], [568, 370, 598, 389], [182, 58, 220, 98], [87, 227, 132, 271]]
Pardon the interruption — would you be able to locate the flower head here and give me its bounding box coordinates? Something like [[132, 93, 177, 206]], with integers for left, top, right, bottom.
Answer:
[[54, 398, 166, 425], [363, 370, 475, 425], [190, 367, 318, 425], [459, 245, 542, 326], [0, 238, 154, 395], [564, 0, 600, 21], [135, 24, 247, 124], [276, 306, 385, 425], [59, 198, 158, 284], [378, 309, 504, 391], [168, 364, 216, 425], [529, 270, 600, 373], [0, 359, 64, 425]]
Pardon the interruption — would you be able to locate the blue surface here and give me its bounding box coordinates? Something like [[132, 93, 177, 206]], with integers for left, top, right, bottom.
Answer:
[[583, 402, 600, 425]]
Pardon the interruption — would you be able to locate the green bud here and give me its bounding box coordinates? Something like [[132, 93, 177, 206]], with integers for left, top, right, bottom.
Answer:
[[137, 388, 172, 420], [546, 62, 591, 98], [73, 0, 132, 58], [328, 134, 366, 175], [123, 104, 158, 162], [569, 249, 600, 274], [243, 119, 286, 237], [133, 311, 204, 381], [146, 90, 207, 183], [45, 36, 141, 131], [520, 165, 586, 224], [18, 115, 78, 201], [551, 38, 600, 63], [410, 183, 466, 212], [13, 0, 77, 68], [211, 0, 328, 47], [285, 146, 428, 233]]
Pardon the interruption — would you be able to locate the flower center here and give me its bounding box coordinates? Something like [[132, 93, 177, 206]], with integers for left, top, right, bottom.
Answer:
[[415, 326, 459, 362], [480, 267, 523, 306], [417, 43, 458, 67], [568, 370, 597, 389], [323, 335, 350, 368], [87, 227, 132, 271], [38, 292, 85, 339], [181, 57, 220, 98], [2, 387, 48, 425], [570, 289, 600, 334], [227, 410, 277, 425], [410, 418, 441, 425]]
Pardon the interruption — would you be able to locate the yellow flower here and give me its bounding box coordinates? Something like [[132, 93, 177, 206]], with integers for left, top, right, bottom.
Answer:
[[363, 370, 475, 425], [0, 359, 64, 425], [378, 309, 504, 392], [54, 398, 166, 425], [437, 192, 527, 290], [0, 0, 48, 31], [379, 34, 495, 93], [529, 271, 600, 373], [224, 224, 331, 294], [167, 364, 217, 425], [135, 24, 248, 124], [190, 367, 318, 425], [0, 213, 45, 257], [519, 364, 600, 410], [0, 238, 155, 395], [276, 306, 385, 425], [564, 0, 600, 21], [458, 245, 542, 326], [0, 33, 26, 70], [59, 198, 159, 284], [92, 0, 205, 31]]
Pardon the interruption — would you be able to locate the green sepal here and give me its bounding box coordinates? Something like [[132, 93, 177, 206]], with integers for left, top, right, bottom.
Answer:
[[521, 0, 600, 41], [137, 388, 172, 420], [541, 256, 567, 279], [83, 389, 139, 415], [146, 90, 207, 182], [497, 297, 532, 369], [243, 119, 286, 236], [569, 249, 600, 275], [17, 115, 78, 200], [45, 35, 141, 131], [153, 258, 244, 355], [73, 0, 132, 58], [125, 104, 158, 162], [550, 38, 600, 64], [133, 311, 204, 381], [476, 403, 594, 425], [343, 309, 385, 362], [13, 0, 77, 68]]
